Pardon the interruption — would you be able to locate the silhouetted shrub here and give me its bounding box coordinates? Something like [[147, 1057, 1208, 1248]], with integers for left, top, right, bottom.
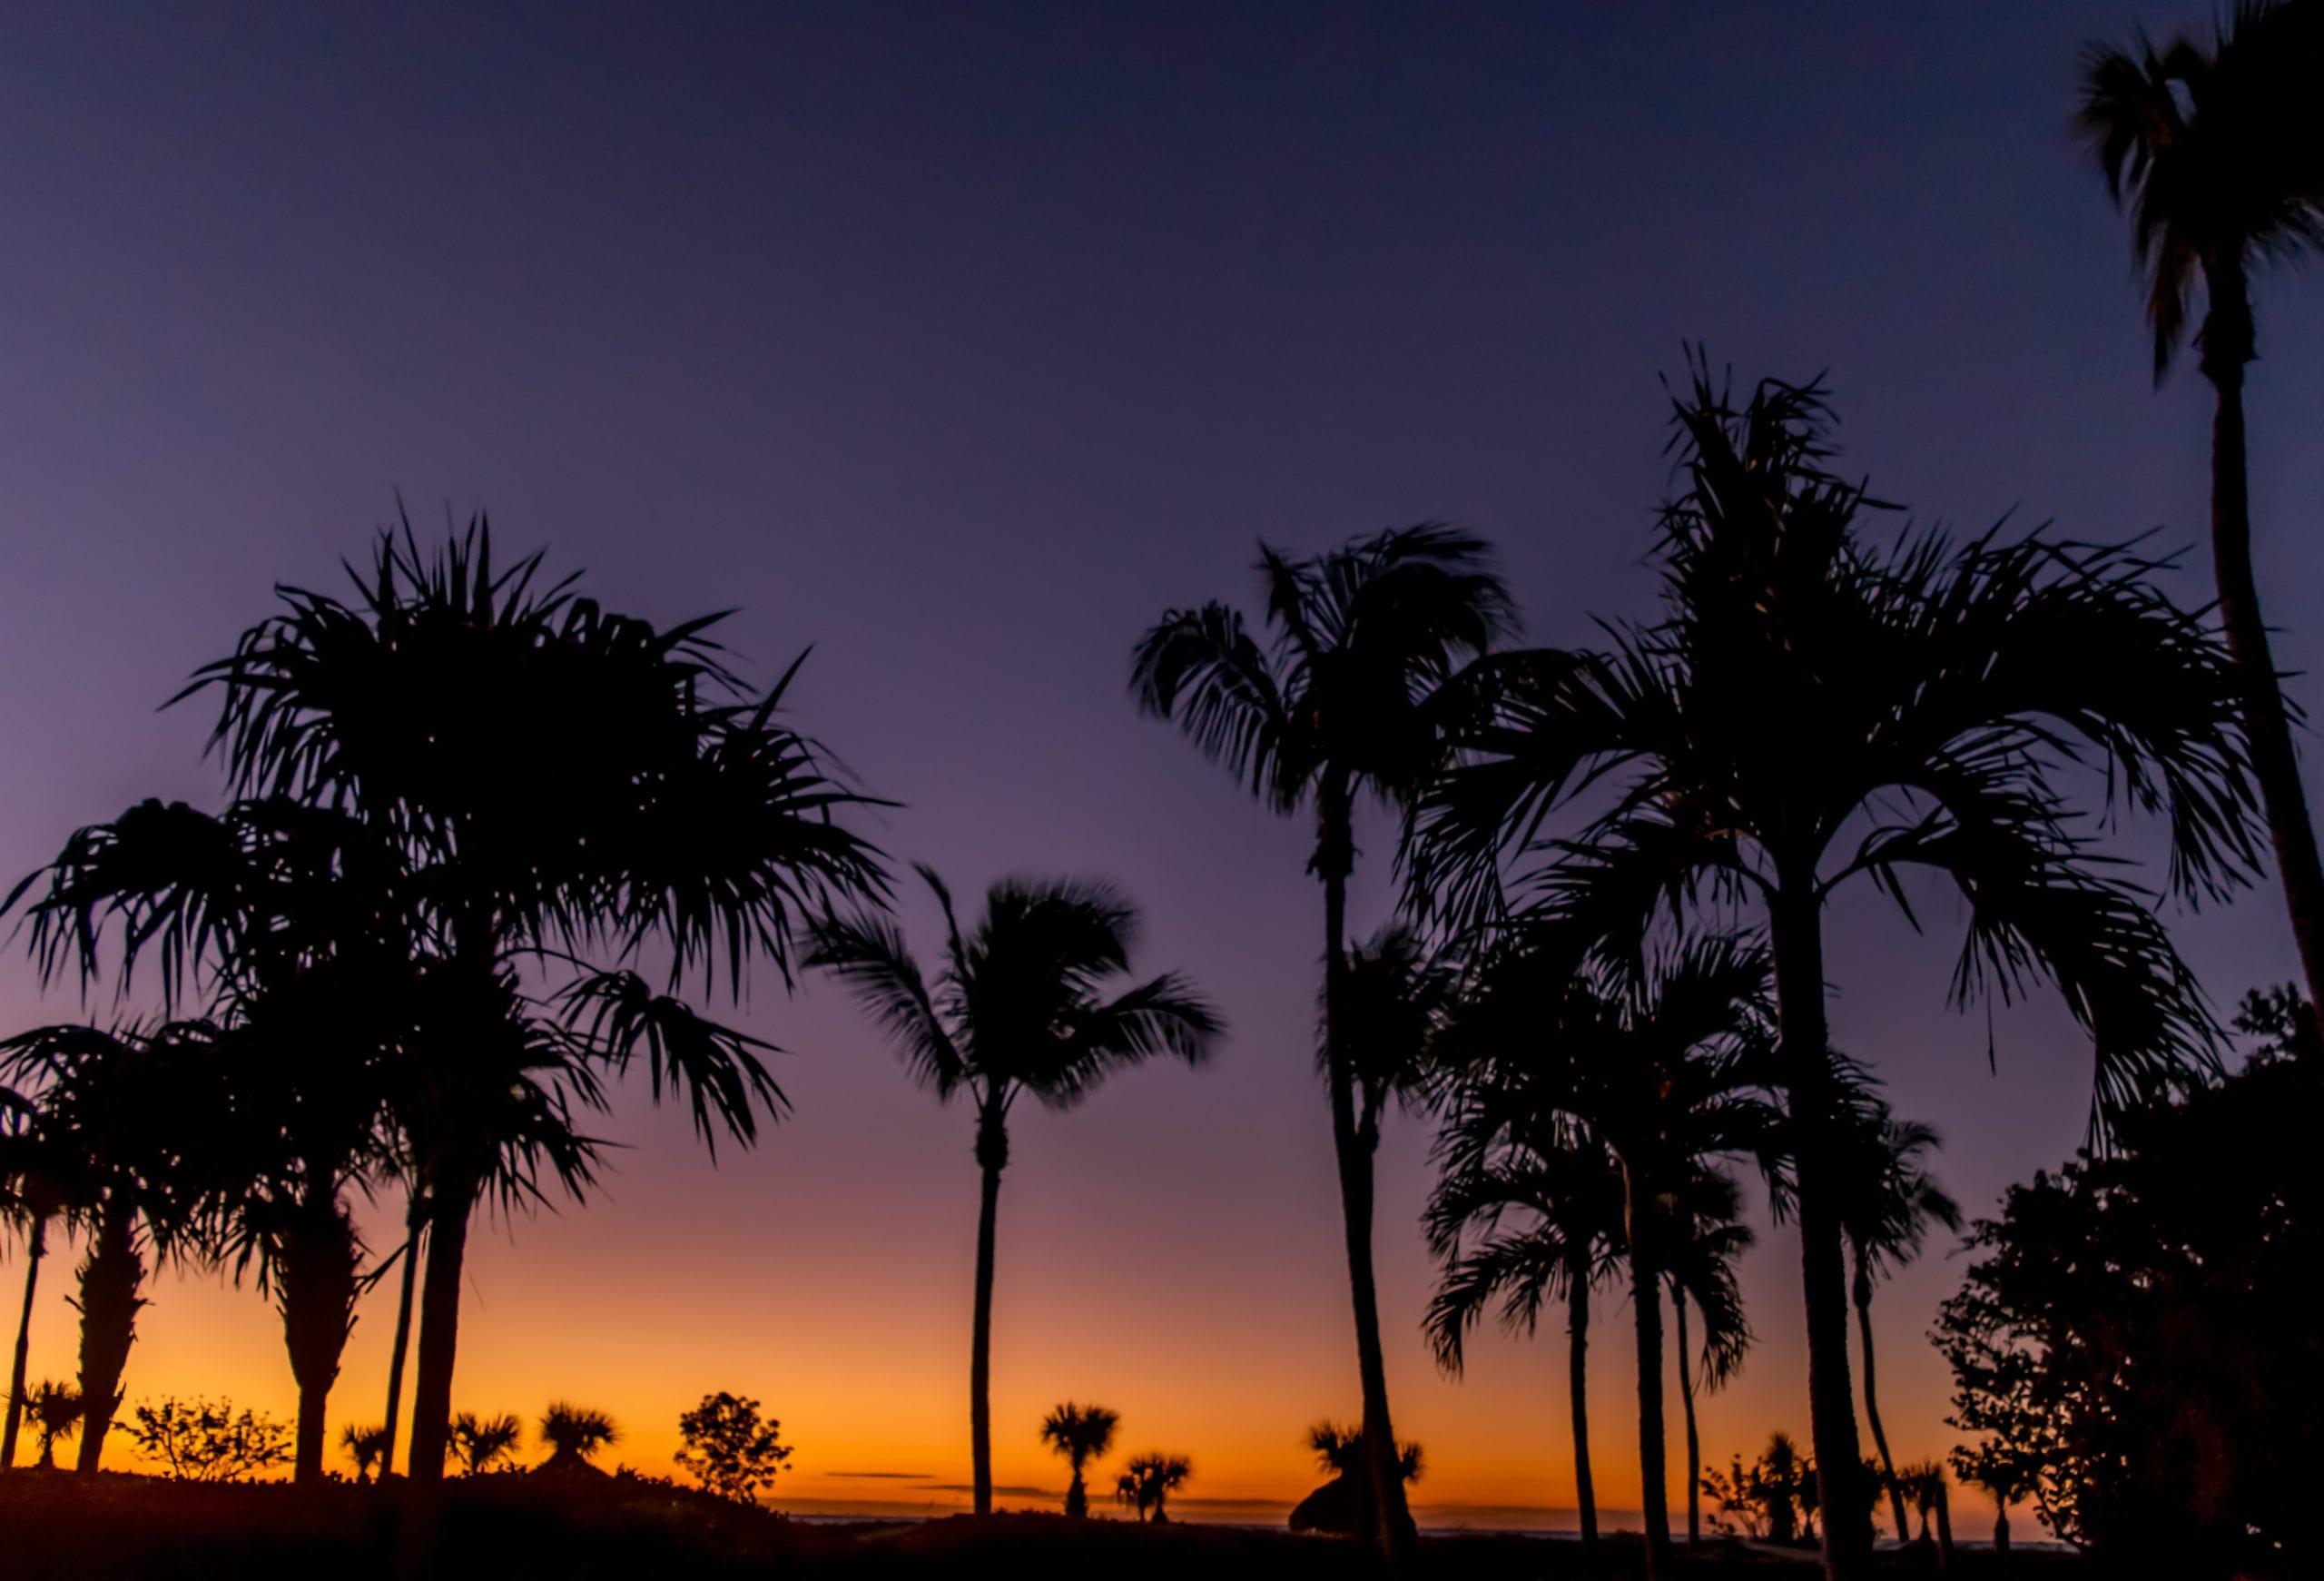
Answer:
[[674, 1391, 791, 1505], [124, 1397, 290, 1482]]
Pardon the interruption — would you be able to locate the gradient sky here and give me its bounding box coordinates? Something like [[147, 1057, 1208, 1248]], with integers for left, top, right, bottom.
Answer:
[[5, 1, 2322, 1528]]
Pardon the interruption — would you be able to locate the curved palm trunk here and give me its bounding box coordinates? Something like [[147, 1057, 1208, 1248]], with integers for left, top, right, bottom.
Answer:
[[1674, 1283, 1701, 1547], [403, 1173, 476, 1485], [1318, 788, 1417, 1569], [74, 1204, 144, 1474], [1624, 1172, 1670, 1577], [1770, 874, 1871, 1580], [379, 1196, 425, 1479], [281, 1197, 361, 1485], [2203, 267, 2324, 1026], [970, 1104, 1007, 1517], [1853, 1253, 1909, 1546], [2, 1216, 46, 1471], [1567, 1275, 1599, 1555]]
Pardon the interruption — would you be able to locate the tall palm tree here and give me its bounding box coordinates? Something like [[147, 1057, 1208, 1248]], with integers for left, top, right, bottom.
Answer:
[[1423, 1115, 1622, 1555], [812, 868, 1215, 1517], [1038, 1401, 1118, 1517], [1412, 371, 2254, 1579], [1833, 1096, 1960, 1546], [1666, 1171, 1754, 1548], [2083, 1, 2324, 1022], [1115, 1452, 1192, 1523], [0, 1023, 225, 1473], [182, 522, 888, 1486], [1133, 524, 1512, 1566], [1431, 928, 1779, 1579], [537, 1402, 618, 1472]]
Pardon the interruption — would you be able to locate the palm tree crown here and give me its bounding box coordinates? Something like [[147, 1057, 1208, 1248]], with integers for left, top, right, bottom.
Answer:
[[537, 1402, 619, 1470]]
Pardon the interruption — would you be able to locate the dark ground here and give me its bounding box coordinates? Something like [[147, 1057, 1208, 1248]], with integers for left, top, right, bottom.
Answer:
[[0, 1471, 2089, 1580]]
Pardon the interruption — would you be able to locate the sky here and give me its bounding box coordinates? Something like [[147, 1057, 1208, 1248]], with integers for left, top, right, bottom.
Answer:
[[4, 0, 2322, 1532]]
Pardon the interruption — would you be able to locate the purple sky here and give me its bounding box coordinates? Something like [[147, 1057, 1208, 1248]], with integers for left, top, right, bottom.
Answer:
[[3, 1, 2319, 1516]]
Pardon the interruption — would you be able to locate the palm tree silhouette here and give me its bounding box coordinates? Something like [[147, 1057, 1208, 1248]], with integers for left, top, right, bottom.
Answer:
[[25, 1380, 79, 1469], [0, 1023, 225, 1473], [1951, 1450, 2038, 1556], [1411, 370, 2254, 1579], [1666, 1171, 1753, 1548], [1133, 525, 1512, 1566], [1833, 1095, 1959, 1546], [1038, 1401, 1119, 1517], [812, 868, 1216, 1517], [2083, 2, 2324, 1024], [340, 1421, 389, 1485], [1424, 1116, 1621, 1556], [537, 1402, 618, 1473], [1432, 927, 1779, 1578], [1115, 1452, 1192, 1523], [449, 1410, 522, 1476], [1, 1084, 81, 1473], [182, 522, 888, 1486]]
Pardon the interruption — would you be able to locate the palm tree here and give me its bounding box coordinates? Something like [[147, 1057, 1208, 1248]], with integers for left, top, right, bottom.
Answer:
[[340, 1421, 389, 1485], [537, 1402, 618, 1472], [2083, 2, 2324, 1023], [449, 1410, 522, 1476], [812, 868, 1216, 1517], [1951, 1449, 2038, 1556], [1833, 1096, 1960, 1546], [1896, 1460, 1955, 1564], [1307, 1421, 1423, 1486], [1, 1085, 81, 1473], [1666, 1171, 1754, 1548], [1133, 524, 1512, 1566], [1412, 371, 2254, 1579], [1039, 1401, 1119, 1517], [183, 522, 888, 1486], [25, 1380, 79, 1469], [1424, 1116, 1622, 1555], [1431, 927, 1780, 1578], [0, 1023, 225, 1473], [1115, 1452, 1193, 1523]]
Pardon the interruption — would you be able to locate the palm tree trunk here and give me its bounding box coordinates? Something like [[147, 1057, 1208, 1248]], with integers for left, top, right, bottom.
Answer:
[[1933, 1478, 1954, 1567], [74, 1204, 144, 1475], [1674, 1283, 1701, 1547], [379, 1196, 424, 1479], [2202, 265, 2324, 1027], [1854, 1253, 1908, 1546], [1624, 1171, 1670, 1577], [403, 1174, 475, 1485], [970, 1103, 1006, 1517], [1568, 1276, 1598, 1555], [281, 1198, 360, 1486], [2, 1216, 44, 1471], [1994, 1505, 2009, 1556], [1317, 784, 1417, 1570], [1770, 873, 1871, 1581]]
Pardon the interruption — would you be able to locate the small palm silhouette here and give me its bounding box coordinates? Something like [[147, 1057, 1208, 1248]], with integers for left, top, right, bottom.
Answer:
[[448, 1411, 523, 1476], [339, 1421, 389, 1485], [26, 1380, 80, 1469], [1038, 1402, 1119, 1517], [537, 1402, 618, 1472], [1114, 1452, 1192, 1523]]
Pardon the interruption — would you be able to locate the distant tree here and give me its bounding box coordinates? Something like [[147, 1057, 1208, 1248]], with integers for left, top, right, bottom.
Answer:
[[1666, 1172, 1754, 1548], [125, 1396, 290, 1482], [25, 1380, 80, 1469], [1115, 1452, 1192, 1523], [340, 1421, 389, 1486], [1134, 523, 1512, 1568], [675, 1392, 791, 1505], [1896, 1460, 1955, 1564], [448, 1411, 522, 1476], [2082, 1, 2324, 1023], [1935, 988, 2322, 1575], [537, 1402, 619, 1473], [812, 870, 1215, 1516], [1, 1084, 79, 1474], [1951, 1442, 2040, 1557], [1306, 1420, 1423, 1486], [1038, 1402, 1119, 1517], [1703, 1431, 1812, 1546]]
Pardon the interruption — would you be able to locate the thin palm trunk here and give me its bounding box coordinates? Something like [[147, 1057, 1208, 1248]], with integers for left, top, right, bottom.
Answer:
[[1674, 1283, 1701, 1547], [403, 1175, 474, 1485], [2, 1216, 45, 1471], [1994, 1506, 2009, 1556], [379, 1196, 424, 1479], [1933, 1479, 1954, 1567], [1319, 791, 1416, 1570], [2202, 266, 2324, 1025], [1625, 1170, 1670, 1577], [1854, 1252, 1909, 1546], [1568, 1275, 1598, 1554], [970, 1103, 1006, 1517], [1771, 874, 1871, 1580], [74, 1204, 143, 1475]]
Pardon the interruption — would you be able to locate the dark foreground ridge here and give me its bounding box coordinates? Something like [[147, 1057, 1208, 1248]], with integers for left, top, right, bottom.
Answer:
[[2, 1471, 2093, 1580]]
